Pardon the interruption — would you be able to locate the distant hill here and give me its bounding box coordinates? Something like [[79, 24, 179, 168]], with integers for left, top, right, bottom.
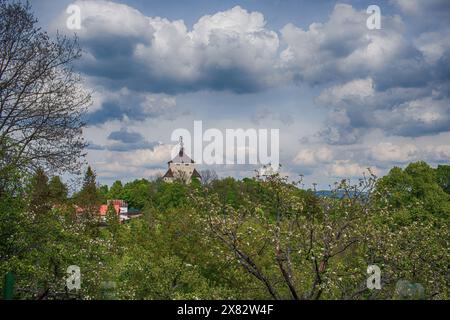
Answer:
[[315, 190, 360, 198]]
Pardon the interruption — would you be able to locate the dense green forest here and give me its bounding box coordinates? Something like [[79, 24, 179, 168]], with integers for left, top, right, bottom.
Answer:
[[0, 162, 449, 299]]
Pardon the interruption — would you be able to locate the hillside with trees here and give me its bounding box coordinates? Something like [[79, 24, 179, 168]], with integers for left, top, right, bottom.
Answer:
[[0, 162, 448, 299]]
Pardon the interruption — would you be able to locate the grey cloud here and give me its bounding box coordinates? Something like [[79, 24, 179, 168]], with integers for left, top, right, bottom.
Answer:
[[435, 51, 450, 82], [317, 80, 450, 144], [106, 128, 159, 152], [279, 4, 435, 90], [85, 91, 177, 125], [86, 102, 126, 124], [86, 128, 160, 152], [108, 128, 144, 144], [391, 0, 450, 30], [319, 125, 362, 145], [251, 107, 294, 125], [55, 1, 450, 150], [86, 142, 106, 151]]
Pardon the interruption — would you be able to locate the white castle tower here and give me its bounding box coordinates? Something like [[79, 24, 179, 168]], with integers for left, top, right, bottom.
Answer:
[[162, 137, 201, 183]]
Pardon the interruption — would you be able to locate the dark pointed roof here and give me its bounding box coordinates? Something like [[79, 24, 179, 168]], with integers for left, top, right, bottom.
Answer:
[[163, 137, 201, 181], [169, 142, 194, 164]]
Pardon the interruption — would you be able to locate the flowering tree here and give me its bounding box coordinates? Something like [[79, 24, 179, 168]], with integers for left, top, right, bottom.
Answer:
[[194, 167, 449, 299]]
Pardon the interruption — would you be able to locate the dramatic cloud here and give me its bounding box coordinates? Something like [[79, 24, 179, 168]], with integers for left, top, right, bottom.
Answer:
[[47, 1, 450, 185], [281, 3, 449, 144], [85, 87, 177, 124], [317, 82, 450, 143], [279, 4, 423, 89], [414, 29, 450, 65], [56, 2, 280, 94], [57, 2, 450, 139]]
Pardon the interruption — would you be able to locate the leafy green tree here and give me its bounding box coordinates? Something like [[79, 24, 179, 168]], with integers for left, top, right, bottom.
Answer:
[[376, 161, 450, 221], [28, 168, 51, 215], [1, 169, 110, 299], [98, 185, 109, 203], [77, 166, 101, 208], [0, 167, 28, 288], [153, 182, 189, 210], [108, 180, 124, 200], [364, 211, 449, 300], [0, 2, 112, 300], [121, 179, 151, 209], [75, 166, 102, 235], [48, 176, 68, 204], [104, 209, 239, 299], [106, 202, 120, 235], [436, 165, 450, 194]]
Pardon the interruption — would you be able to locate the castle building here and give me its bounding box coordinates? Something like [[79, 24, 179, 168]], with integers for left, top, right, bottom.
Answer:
[[162, 137, 201, 183]]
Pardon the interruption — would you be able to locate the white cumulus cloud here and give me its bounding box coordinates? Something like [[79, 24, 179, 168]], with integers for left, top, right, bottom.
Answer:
[[327, 160, 379, 177], [293, 147, 333, 166], [371, 142, 418, 163]]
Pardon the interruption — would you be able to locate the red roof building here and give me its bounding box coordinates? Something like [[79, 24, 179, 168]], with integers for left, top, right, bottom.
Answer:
[[99, 204, 120, 217]]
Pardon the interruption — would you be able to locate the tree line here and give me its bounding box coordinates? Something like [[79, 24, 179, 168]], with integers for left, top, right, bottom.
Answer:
[[0, 161, 449, 299]]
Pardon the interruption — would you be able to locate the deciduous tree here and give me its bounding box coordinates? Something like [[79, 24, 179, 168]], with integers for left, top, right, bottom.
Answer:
[[0, 1, 90, 181]]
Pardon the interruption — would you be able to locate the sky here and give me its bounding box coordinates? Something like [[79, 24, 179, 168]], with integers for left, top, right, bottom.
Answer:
[[30, 0, 450, 188]]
